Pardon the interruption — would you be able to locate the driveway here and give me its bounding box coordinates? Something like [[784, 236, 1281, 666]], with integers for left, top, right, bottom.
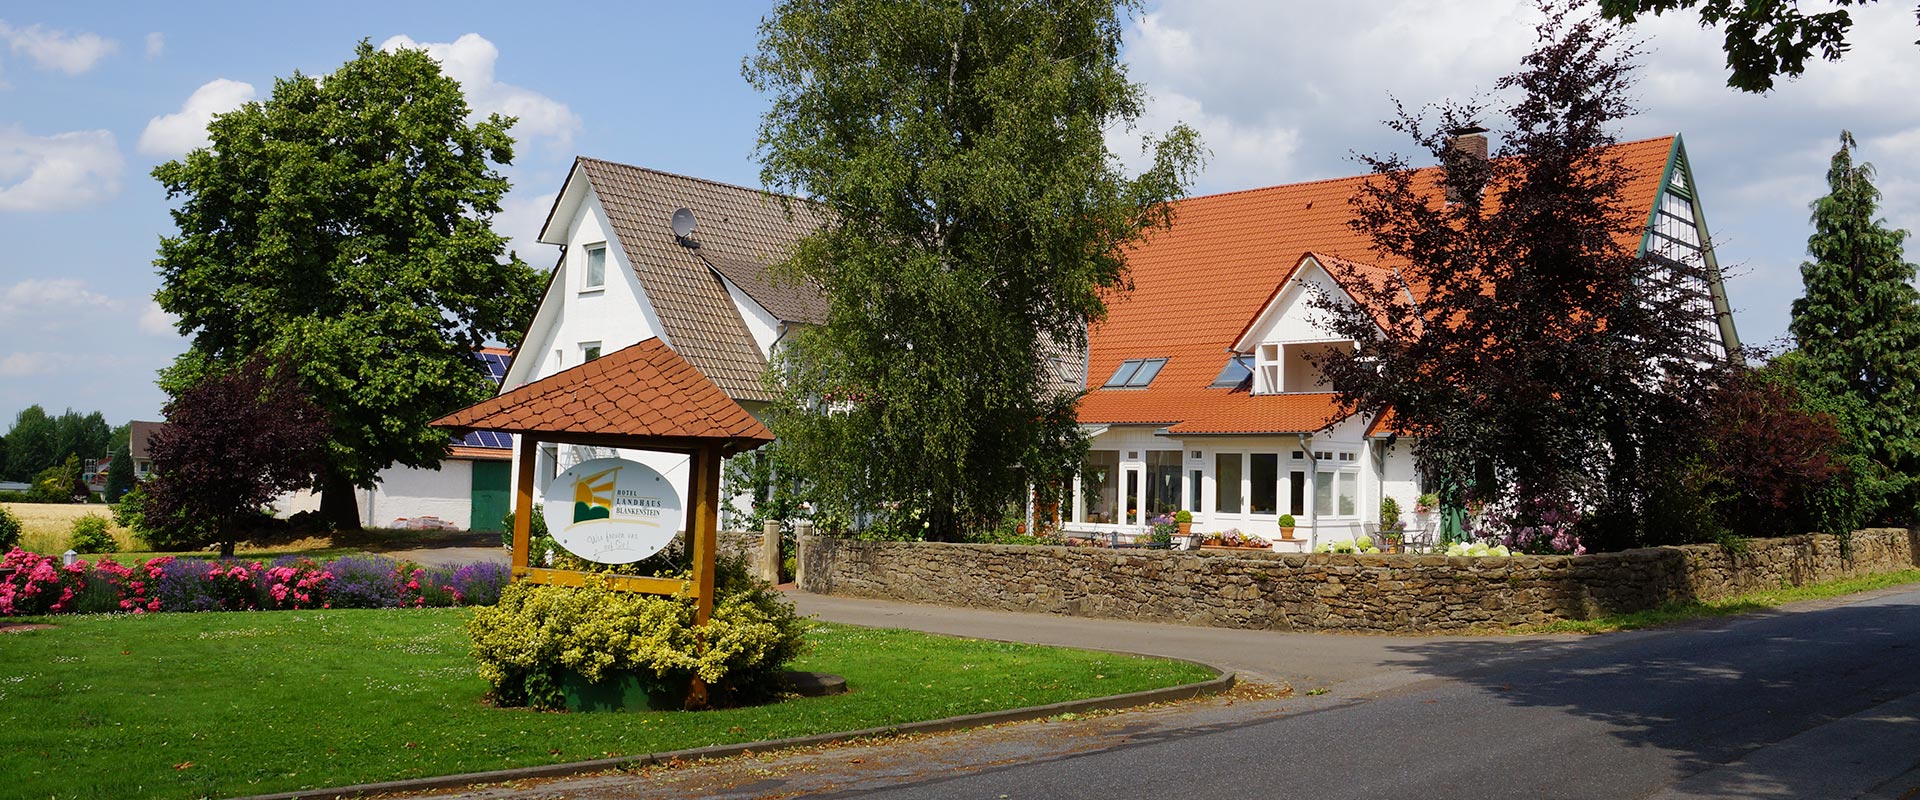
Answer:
[[417, 583, 1920, 800]]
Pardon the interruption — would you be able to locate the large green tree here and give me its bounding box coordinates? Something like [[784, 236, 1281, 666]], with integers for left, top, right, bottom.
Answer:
[[1597, 0, 1917, 92], [153, 41, 543, 529], [4, 406, 55, 483], [746, 0, 1201, 539], [51, 409, 110, 467], [1788, 131, 1920, 520]]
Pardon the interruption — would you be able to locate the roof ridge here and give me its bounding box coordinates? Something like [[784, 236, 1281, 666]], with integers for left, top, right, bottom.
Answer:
[[575, 156, 812, 206], [1177, 134, 1678, 204]]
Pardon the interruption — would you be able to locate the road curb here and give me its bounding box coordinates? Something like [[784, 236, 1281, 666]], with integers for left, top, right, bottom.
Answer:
[[232, 665, 1235, 800]]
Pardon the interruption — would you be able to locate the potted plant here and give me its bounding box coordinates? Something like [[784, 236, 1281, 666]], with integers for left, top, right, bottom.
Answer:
[[1174, 509, 1193, 538], [1277, 514, 1298, 540]]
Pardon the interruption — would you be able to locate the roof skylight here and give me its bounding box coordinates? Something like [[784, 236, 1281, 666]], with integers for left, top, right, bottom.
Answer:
[[1103, 358, 1167, 388]]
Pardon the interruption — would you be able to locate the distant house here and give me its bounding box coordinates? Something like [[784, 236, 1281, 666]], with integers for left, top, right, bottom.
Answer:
[[128, 420, 165, 481], [274, 348, 515, 531]]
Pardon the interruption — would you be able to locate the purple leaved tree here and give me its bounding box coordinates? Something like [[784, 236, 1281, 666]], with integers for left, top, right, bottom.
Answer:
[[144, 358, 329, 557]]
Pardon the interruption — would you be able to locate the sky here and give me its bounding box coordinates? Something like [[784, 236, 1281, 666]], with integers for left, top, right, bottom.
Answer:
[[1, 0, 1917, 429]]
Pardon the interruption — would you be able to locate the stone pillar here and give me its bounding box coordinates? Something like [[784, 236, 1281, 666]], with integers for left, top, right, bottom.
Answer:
[[761, 519, 783, 583], [794, 519, 815, 590]]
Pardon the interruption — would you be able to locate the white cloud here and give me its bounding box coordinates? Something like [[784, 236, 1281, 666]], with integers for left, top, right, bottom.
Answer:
[[0, 125, 122, 211], [379, 33, 581, 148], [145, 32, 163, 59], [138, 78, 256, 158], [0, 352, 53, 377], [0, 278, 117, 313], [497, 189, 559, 262], [137, 300, 178, 336], [0, 21, 115, 75]]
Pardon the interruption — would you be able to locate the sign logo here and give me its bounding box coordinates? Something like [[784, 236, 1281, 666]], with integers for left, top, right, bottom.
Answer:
[[544, 458, 683, 564]]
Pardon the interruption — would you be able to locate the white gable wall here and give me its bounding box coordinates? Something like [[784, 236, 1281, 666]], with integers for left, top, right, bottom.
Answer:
[[717, 273, 781, 361], [506, 179, 692, 517]]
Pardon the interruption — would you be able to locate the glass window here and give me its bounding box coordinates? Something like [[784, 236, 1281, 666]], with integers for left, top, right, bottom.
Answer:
[[1211, 356, 1252, 389], [584, 244, 607, 289], [1250, 453, 1278, 515], [1190, 470, 1203, 512], [1103, 360, 1142, 387], [1289, 471, 1306, 516], [1127, 358, 1166, 387], [1146, 451, 1181, 517], [581, 342, 602, 362], [1337, 472, 1357, 516], [1080, 450, 1120, 524], [1314, 470, 1333, 516], [1215, 453, 1243, 514], [1125, 470, 1140, 524]]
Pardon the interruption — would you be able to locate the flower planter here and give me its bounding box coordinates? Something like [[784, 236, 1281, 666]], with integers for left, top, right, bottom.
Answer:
[[1176, 522, 1192, 537], [1278, 527, 1297, 540], [559, 669, 681, 712], [1199, 544, 1270, 552]]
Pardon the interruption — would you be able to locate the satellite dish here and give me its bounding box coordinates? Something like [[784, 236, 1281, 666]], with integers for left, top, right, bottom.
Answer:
[[670, 207, 697, 239]]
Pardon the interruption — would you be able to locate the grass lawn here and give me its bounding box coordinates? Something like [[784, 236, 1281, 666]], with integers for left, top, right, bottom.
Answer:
[[1509, 568, 1920, 634], [0, 609, 1215, 800]]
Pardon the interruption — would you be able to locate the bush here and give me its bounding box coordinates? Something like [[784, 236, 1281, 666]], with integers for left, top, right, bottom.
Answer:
[[0, 507, 21, 552], [67, 513, 118, 554], [1173, 509, 1192, 524], [326, 554, 411, 608], [450, 562, 511, 606], [467, 556, 807, 710]]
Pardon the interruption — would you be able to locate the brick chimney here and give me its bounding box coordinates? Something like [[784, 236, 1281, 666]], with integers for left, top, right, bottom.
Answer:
[[1444, 125, 1489, 203], [1447, 125, 1489, 160]]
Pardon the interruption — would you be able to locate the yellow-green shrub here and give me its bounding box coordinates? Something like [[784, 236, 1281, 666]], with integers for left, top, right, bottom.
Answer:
[[467, 558, 807, 709]]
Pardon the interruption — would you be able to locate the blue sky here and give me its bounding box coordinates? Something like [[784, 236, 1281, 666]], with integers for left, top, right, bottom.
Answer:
[[3, 1, 1917, 429]]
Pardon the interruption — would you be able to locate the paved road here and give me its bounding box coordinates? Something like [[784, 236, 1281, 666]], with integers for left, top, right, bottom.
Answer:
[[432, 585, 1920, 800]]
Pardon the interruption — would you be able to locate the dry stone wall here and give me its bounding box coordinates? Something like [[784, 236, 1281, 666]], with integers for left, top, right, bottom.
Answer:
[[798, 528, 1918, 632]]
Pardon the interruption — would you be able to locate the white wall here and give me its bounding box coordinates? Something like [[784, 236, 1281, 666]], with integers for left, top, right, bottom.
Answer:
[[274, 459, 483, 530], [1065, 418, 1385, 547], [509, 178, 693, 514], [718, 272, 782, 361]]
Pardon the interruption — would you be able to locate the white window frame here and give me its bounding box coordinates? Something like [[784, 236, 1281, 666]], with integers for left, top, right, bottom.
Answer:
[[581, 341, 603, 362], [582, 243, 608, 291]]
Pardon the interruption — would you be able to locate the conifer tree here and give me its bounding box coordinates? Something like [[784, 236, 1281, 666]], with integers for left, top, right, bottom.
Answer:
[[1788, 131, 1920, 520]]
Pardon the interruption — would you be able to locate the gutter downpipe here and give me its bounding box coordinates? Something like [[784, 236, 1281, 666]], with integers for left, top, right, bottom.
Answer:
[[1295, 433, 1318, 546]]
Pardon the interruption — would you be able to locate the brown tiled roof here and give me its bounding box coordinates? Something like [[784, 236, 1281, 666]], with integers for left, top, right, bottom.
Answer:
[[128, 420, 165, 460], [1163, 393, 1347, 435], [701, 250, 828, 325], [572, 158, 831, 401], [432, 338, 774, 452], [1079, 135, 1681, 432]]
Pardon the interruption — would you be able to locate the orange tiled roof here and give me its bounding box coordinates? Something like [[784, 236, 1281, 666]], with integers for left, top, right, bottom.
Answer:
[[433, 338, 774, 452], [1079, 135, 1678, 434], [1164, 393, 1348, 435]]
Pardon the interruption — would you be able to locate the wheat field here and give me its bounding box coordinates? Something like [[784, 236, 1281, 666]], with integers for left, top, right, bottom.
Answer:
[[5, 502, 137, 554]]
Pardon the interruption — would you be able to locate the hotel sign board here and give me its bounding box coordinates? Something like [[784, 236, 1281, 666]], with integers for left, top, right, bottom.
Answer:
[[543, 457, 683, 564]]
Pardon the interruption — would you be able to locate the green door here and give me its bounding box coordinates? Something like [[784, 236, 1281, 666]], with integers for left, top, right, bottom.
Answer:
[[470, 460, 511, 533]]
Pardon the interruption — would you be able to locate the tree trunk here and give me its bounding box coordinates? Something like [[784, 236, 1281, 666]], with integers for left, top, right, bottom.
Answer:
[[219, 538, 235, 559], [319, 468, 362, 531]]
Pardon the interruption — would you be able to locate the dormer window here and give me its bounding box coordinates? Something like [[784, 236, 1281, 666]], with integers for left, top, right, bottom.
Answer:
[[1210, 355, 1253, 389], [1102, 358, 1167, 388], [583, 243, 607, 290]]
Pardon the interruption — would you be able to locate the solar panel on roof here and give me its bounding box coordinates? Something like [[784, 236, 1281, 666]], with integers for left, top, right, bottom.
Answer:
[[460, 430, 514, 449], [476, 352, 510, 382]]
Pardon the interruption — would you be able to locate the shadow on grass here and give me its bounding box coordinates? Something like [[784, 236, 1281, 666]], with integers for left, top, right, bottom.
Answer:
[[1382, 595, 1920, 798]]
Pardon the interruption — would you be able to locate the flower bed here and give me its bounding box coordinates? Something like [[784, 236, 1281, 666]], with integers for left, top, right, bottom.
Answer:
[[0, 547, 510, 616]]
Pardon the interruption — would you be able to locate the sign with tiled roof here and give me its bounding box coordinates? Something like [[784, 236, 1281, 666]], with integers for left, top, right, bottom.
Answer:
[[432, 337, 773, 453]]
